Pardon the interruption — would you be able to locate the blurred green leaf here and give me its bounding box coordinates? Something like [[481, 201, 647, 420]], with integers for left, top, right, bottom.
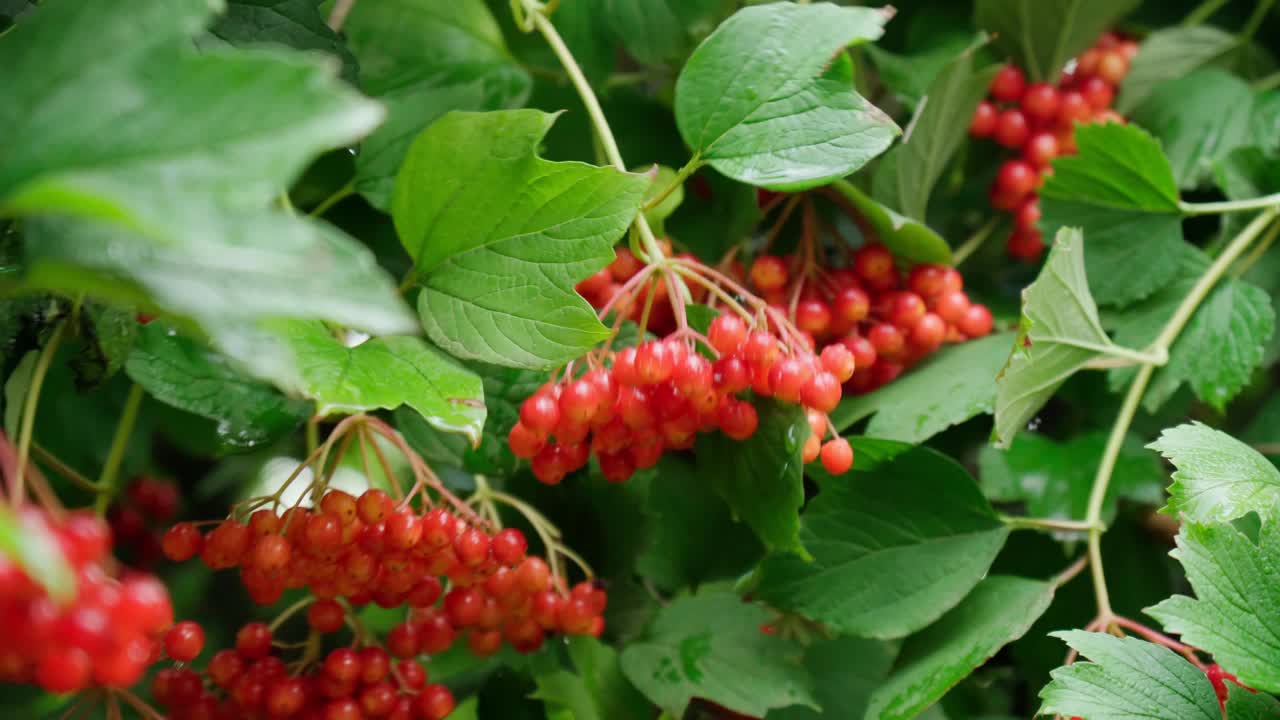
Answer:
[[602, 0, 721, 66], [208, 0, 357, 81], [767, 637, 895, 720], [973, 0, 1139, 82], [1130, 69, 1254, 190], [830, 181, 952, 265], [532, 637, 650, 720]]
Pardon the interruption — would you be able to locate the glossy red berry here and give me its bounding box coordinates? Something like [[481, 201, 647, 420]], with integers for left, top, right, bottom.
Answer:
[[508, 421, 546, 459], [794, 299, 832, 336], [1080, 76, 1114, 109], [995, 160, 1038, 201], [307, 599, 345, 634], [820, 438, 854, 474], [1023, 132, 1058, 168], [993, 109, 1030, 149], [162, 522, 203, 562], [801, 371, 842, 413], [819, 344, 856, 383], [1007, 227, 1045, 261], [1058, 90, 1092, 124], [1097, 50, 1128, 84], [853, 244, 896, 288], [491, 528, 527, 566], [970, 101, 997, 137], [1020, 83, 1060, 122], [708, 314, 749, 355], [164, 621, 205, 662], [990, 64, 1026, 102], [519, 392, 560, 435], [750, 255, 789, 291], [235, 622, 273, 659], [959, 304, 995, 338]]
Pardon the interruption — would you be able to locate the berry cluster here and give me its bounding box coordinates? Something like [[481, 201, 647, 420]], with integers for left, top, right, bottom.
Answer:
[[969, 32, 1138, 260], [0, 508, 173, 693], [744, 243, 993, 396], [577, 244, 701, 338], [107, 475, 180, 568], [162, 488, 603, 657], [509, 309, 856, 485], [151, 622, 456, 719]]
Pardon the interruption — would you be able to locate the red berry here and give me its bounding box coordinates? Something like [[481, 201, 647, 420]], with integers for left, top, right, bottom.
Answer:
[[519, 392, 560, 435], [717, 398, 759, 440], [673, 353, 712, 396], [323, 648, 361, 683], [608, 248, 642, 281], [1015, 197, 1041, 229], [320, 490, 358, 526], [208, 649, 243, 688], [491, 528, 527, 566], [162, 522, 204, 562], [236, 622, 273, 659], [249, 534, 291, 573], [1080, 76, 1114, 109], [417, 684, 456, 720], [840, 334, 877, 369], [909, 313, 947, 354], [1007, 227, 1045, 261], [741, 331, 781, 369], [933, 290, 971, 325], [386, 623, 420, 659], [993, 109, 1030, 148], [959, 304, 995, 337], [454, 527, 490, 567], [794, 299, 832, 336], [385, 508, 422, 550], [990, 64, 1026, 102], [1058, 90, 1092, 125], [1097, 50, 1128, 84], [559, 379, 602, 423], [164, 621, 205, 662], [36, 647, 91, 693], [1020, 83, 1060, 122], [307, 599, 345, 634], [801, 371, 842, 413], [996, 160, 1038, 201], [970, 101, 997, 137], [304, 512, 342, 551], [712, 356, 751, 394], [819, 344, 856, 383], [634, 341, 675, 385], [750, 255, 789, 291], [708, 314, 749, 355], [832, 287, 870, 324], [853, 244, 896, 288], [867, 323, 905, 359], [769, 357, 813, 403], [508, 421, 546, 459], [1023, 132, 1058, 168], [324, 698, 362, 720], [265, 678, 307, 717], [820, 438, 854, 474]]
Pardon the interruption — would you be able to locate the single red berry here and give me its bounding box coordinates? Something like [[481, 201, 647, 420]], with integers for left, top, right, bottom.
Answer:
[[265, 678, 307, 718], [794, 299, 832, 336], [990, 64, 1026, 102], [1015, 196, 1041, 229], [909, 313, 947, 354], [454, 527, 491, 568], [248, 534, 291, 573], [993, 109, 1030, 149], [235, 622, 273, 659], [324, 698, 362, 720], [995, 160, 1038, 201], [867, 323, 905, 359], [323, 648, 362, 683], [1023, 132, 1058, 168], [853, 244, 896, 288], [932, 290, 971, 326], [840, 334, 877, 369], [304, 512, 342, 551], [507, 421, 546, 459], [970, 101, 997, 137], [750, 255, 789, 291], [559, 378, 602, 424], [708, 314, 749, 355], [1020, 83, 1060, 122], [384, 508, 422, 550], [801, 371, 842, 413], [35, 647, 91, 693], [491, 528, 527, 566], [769, 357, 814, 404], [959, 304, 995, 337], [819, 344, 856, 383], [1097, 50, 1128, 84], [417, 684, 456, 720], [832, 286, 870, 325], [1007, 227, 1045, 261], [1058, 90, 1092, 125], [307, 599, 346, 634], [208, 649, 243, 688], [519, 391, 560, 435], [820, 438, 854, 474], [740, 331, 781, 369], [320, 490, 358, 526], [164, 621, 205, 662], [162, 522, 203, 562], [1080, 76, 1114, 109], [717, 398, 759, 440]]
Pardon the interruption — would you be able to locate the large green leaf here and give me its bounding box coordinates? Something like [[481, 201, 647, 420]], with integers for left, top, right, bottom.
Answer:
[[872, 46, 999, 220], [271, 321, 485, 444], [126, 323, 313, 450], [757, 443, 1009, 639], [832, 332, 1014, 442], [674, 3, 898, 190], [1225, 684, 1280, 719], [829, 181, 953, 265], [973, 0, 1140, 82], [1038, 631, 1221, 720], [696, 399, 807, 552], [1147, 520, 1280, 693], [1038, 123, 1185, 306], [393, 110, 648, 369], [865, 33, 977, 111], [601, 0, 721, 66], [767, 638, 895, 720], [981, 432, 1165, 532], [1129, 69, 1255, 190], [867, 576, 1055, 720], [636, 455, 763, 591], [343, 0, 531, 208], [1118, 26, 1248, 114], [993, 229, 1129, 448], [208, 0, 356, 80], [0, 503, 75, 604], [532, 637, 650, 720], [619, 588, 817, 717]]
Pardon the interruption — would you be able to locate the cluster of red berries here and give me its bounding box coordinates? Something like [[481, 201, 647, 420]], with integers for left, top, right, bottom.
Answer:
[[107, 475, 180, 568], [151, 622, 456, 720], [508, 310, 856, 484], [161, 488, 602, 656], [576, 244, 702, 338], [0, 507, 174, 693], [969, 32, 1138, 260], [744, 243, 993, 396]]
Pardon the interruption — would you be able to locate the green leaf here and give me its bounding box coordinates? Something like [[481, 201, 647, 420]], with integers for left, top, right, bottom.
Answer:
[[1225, 684, 1280, 719], [696, 399, 807, 552], [832, 332, 1014, 442], [22, 214, 414, 387], [1147, 520, 1280, 694], [619, 588, 817, 717], [208, 0, 357, 81], [602, 0, 721, 66], [271, 321, 485, 444], [667, 169, 763, 261], [872, 46, 1000, 220], [980, 432, 1165, 531], [393, 110, 649, 369], [1129, 69, 1255, 190], [867, 576, 1056, 720], [674, 3, 898, 190], [70, 302, 136, 390], [0, 503, 75, 604], [994, 229, 1122, 448], [1217, 147, 1280, 203], [636, 455, 763, 591], [757, 443, 1009, 639], [973, 0, 1140, 82], [126, 323, 313, 450], [554, 0, 616, 88], [1252, 91, 1280, 156], [1152, 420, 1280, 520], [830, 182, 953, 265], [864, 33, 977, 111], [342, 0, 531, 208], [1038, 631, 1221, 720], [1118, 26, 1244, 114], [532, 637, 650, 720], [766, 637, 895, 720], [1038, 123, 1185, 306]]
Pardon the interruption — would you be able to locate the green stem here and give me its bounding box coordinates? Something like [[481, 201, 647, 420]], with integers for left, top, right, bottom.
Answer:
[[13, 321, 67, 507], [527, 3, 666, 264], [307, 182, 354, 217], [1238, 0, 1275, 42], [94, 383, 145, 514], [642, 154, 703, 213], [31, 444, 102, 493], [1232, 218, 1280, 278], [952, 216, 999, 266], [1253, 70, 1280, 93], [1001, 515, 1104, 533], [1082, 206, 1279, 620], [1182, 0, 1229, 25], [1179, 192, 1280, 216]]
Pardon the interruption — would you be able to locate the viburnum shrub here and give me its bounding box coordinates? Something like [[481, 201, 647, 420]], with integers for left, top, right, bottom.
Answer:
[[2, 0, 1280, 718]]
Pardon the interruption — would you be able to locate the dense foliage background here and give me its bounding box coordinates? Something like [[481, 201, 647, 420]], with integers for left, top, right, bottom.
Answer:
[[2, 0, 1280, 718]]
